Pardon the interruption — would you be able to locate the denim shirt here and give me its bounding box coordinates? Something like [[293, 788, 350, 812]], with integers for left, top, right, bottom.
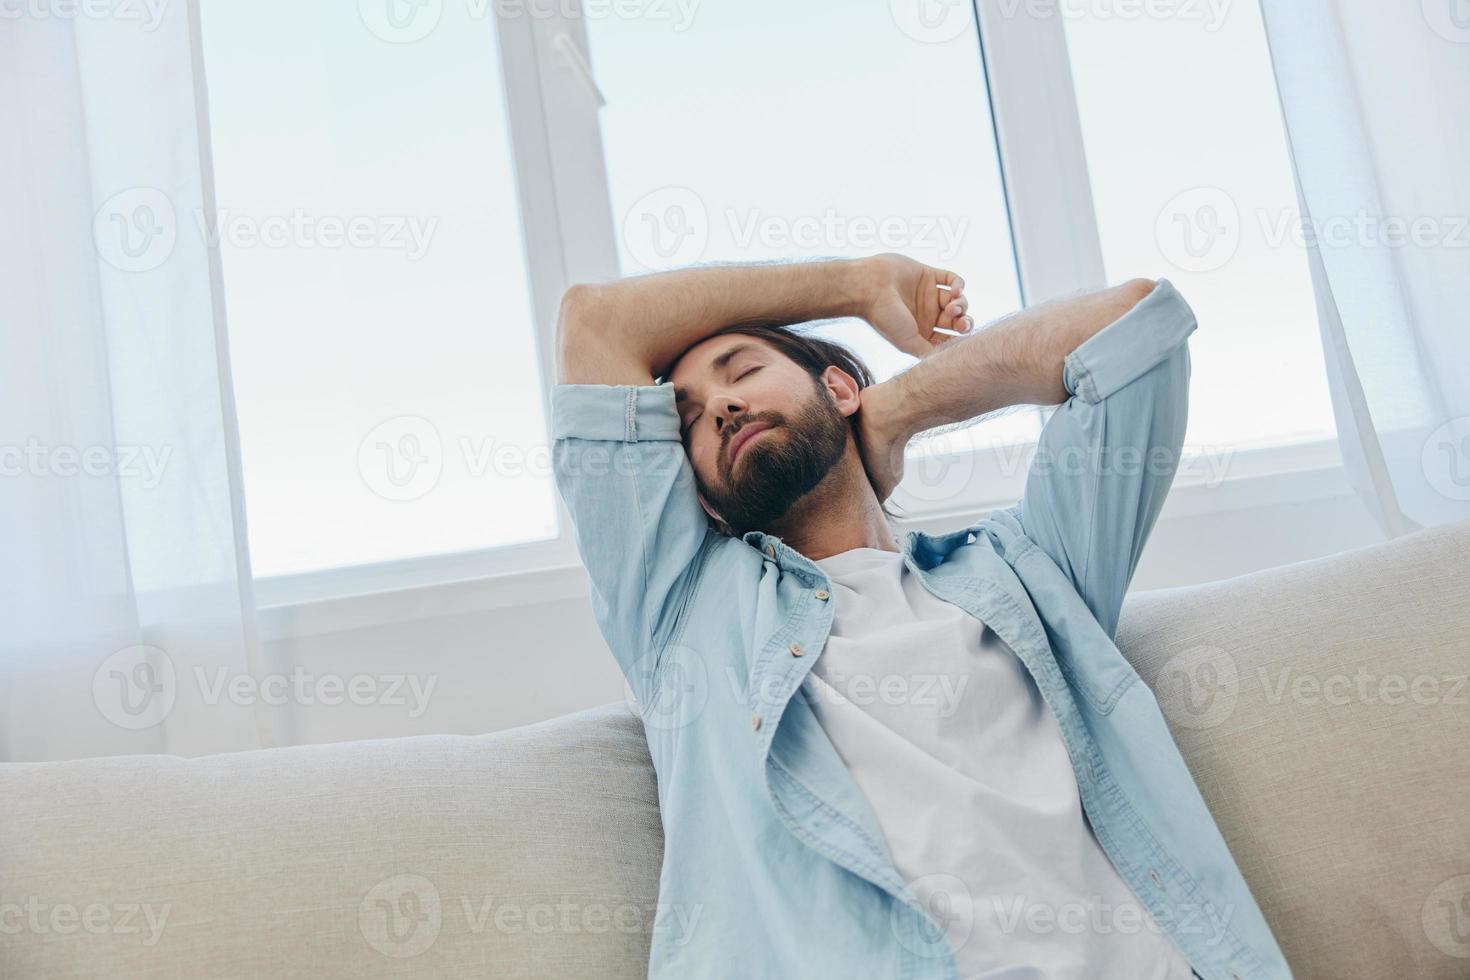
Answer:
[[551, 279, 1292, 980]]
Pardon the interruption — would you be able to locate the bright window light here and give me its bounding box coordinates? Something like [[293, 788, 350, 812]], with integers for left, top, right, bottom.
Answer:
[[199, 2, 556, 578], [1061, 0, 1336, 452]]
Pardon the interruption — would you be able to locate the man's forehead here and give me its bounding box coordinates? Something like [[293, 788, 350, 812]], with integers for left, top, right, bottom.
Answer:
[[671, 337, 773, 403]]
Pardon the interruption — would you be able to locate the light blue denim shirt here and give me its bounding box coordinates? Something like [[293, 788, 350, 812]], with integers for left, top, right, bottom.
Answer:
[[551, 279, 1291, 980]]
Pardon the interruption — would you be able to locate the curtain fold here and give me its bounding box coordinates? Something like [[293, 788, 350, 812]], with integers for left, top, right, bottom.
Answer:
[[0, 1, 274, 761], [1261, 0, 1470, 536]]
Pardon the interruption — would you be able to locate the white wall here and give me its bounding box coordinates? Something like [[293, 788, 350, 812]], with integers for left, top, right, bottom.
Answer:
[[260, 466, 1385, 747]]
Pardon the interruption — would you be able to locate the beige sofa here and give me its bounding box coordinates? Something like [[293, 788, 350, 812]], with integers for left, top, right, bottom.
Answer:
[[4, 520, 1469, 979]]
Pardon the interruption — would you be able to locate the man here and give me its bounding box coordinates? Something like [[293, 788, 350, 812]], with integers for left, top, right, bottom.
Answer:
[[551, 254, 1290, 979]]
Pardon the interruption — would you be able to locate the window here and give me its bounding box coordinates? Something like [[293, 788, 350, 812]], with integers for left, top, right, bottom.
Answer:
[[1060, 0, 1335, 450], [200, 0, 556, 579], [200, 0, 1339, 604]]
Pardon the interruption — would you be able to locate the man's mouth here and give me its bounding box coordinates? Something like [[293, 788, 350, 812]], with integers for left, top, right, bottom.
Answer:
[[728, 422, 773, 465]]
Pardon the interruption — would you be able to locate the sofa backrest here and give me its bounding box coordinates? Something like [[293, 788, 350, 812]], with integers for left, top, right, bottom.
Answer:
[[0, 702, 664, 978], [1114, 517, 1470, 979]]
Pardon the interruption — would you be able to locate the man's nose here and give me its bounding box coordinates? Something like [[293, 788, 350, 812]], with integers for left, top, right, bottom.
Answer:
[[714, 397, 748, 431]]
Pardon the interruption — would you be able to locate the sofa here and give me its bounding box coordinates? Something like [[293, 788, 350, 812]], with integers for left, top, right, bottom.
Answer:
[[4, 519, 1469, 979]]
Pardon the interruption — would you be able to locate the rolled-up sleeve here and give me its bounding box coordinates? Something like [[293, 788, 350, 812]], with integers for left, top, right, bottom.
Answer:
[[998, 278, 1197, 640], [552, 382, 712, 702]]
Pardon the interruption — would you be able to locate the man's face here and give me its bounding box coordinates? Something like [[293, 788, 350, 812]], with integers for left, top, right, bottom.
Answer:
[[669, 335, 854, 536]]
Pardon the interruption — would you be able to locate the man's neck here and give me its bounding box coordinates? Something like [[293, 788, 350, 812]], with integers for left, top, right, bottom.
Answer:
[[769, 456, 902, 562]]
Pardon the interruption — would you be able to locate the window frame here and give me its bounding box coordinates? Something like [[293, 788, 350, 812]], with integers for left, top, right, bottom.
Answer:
[[247, 0, 1346, 618]]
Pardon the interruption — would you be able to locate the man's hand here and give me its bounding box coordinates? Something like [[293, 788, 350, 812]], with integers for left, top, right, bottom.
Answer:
[[847, 254, 975, 503], [853, 253, 974, 359], [854, 379, 915, 504], [852, 278, 1161, 504]]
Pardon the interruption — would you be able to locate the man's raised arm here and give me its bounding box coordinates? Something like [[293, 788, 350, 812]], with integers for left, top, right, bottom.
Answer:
[[858, 277, 1199, 640], [555, 255, 971, 386], [859, 278, 1160, 456], [855, 278, 1159, 500]]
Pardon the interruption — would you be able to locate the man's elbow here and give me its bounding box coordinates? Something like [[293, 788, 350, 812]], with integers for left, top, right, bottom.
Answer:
[[556, 283, 604, 345], [555, 283, 607, 383], [1121, 277, 1159, 307], [555, 283, 656, 387]]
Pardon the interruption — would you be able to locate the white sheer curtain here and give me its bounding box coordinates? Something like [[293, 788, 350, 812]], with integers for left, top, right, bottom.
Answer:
[[1262, 0, 1470, 536], [0, 2, 274, 761]]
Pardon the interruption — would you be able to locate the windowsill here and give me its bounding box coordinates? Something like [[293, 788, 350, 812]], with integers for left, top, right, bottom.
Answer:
[[255, 436, 1348, 643], [892, 432, 1345, 527]]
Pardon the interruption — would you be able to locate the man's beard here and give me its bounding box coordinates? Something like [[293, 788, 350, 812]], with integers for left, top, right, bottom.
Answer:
[[699, 376, 851, 537]]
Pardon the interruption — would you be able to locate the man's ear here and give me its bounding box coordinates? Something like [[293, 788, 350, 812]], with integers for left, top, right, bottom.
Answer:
[[819, 365, 863, 419]]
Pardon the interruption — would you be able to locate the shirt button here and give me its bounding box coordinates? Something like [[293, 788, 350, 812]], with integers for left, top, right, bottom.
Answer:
[[1148, 868, 1164, 889], [789, 641, 804, 657], [751, 713, 762, 731], [813, 589, 830, 601]]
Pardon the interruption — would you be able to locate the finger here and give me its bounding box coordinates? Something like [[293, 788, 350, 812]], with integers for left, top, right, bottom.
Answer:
[[936, 300, 956, 331], [932, 315, 974, 338], [919, 325, 958, 351], [934, 280, 960, 311], [937, 292, 968, 331], [935, 270, 966, 326]]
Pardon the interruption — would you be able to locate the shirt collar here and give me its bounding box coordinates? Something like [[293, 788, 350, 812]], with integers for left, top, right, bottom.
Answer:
[[740, 527, 971, 572]]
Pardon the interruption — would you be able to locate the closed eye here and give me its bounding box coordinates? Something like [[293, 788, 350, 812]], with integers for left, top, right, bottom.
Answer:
[[681, 366, 761, 436]]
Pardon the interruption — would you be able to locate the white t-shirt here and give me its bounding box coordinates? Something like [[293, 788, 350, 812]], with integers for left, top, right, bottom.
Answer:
[[803, 546, 1195, 980]]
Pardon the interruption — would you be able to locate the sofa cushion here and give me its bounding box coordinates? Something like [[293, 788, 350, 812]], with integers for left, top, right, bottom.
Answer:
[[1115, 518, 1470, 979], [0, 703, 664, 979]]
